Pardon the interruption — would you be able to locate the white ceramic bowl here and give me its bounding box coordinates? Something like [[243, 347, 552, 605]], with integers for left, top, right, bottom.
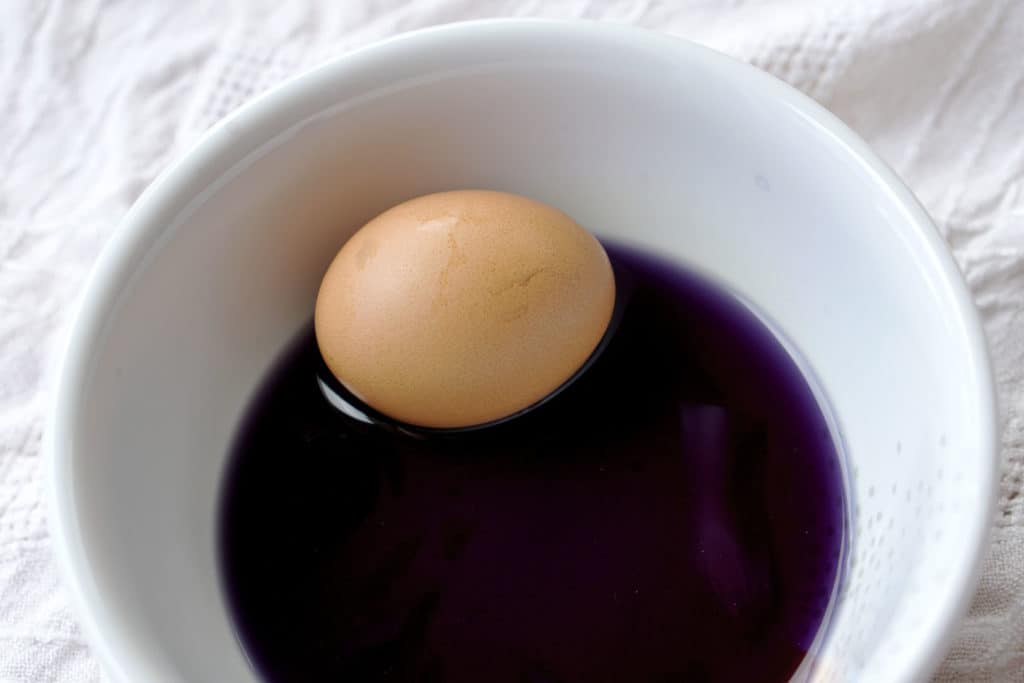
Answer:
[[48, 20, 997, 683]]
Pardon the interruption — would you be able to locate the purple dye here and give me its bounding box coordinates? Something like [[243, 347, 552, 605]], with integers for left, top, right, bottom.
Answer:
[[219, 243, 845, 683]]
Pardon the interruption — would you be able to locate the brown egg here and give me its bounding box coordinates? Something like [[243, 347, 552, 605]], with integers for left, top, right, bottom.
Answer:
[[314, 190, 615, 429]]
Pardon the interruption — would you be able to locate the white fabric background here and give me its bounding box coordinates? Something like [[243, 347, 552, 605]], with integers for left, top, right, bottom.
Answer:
[[2, 1, 1022, 681]]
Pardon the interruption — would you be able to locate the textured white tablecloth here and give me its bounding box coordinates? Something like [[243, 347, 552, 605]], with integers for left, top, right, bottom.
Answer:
[[2, 1, 1022, 681]]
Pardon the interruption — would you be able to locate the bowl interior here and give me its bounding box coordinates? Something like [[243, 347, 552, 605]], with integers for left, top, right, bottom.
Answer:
[[52, 22, 995, 683]]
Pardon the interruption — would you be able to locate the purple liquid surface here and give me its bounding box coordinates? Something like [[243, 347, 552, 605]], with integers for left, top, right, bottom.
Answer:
[[219, 244, 846, 682]]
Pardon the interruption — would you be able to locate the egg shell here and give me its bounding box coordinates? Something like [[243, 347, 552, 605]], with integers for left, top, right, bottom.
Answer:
[[314, 189, 615, 429]]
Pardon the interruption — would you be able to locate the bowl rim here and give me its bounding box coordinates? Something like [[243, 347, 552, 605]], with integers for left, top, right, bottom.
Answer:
[[46, 18, 999, 683]]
